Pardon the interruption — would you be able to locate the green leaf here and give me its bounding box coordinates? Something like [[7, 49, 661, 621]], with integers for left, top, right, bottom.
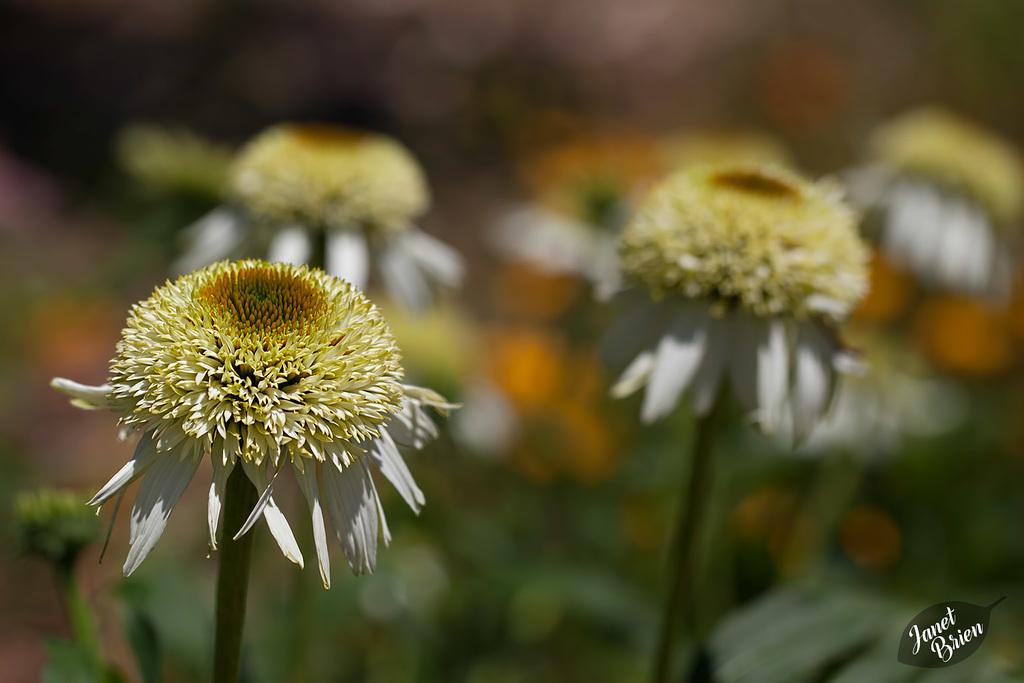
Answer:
[[43, 638, 101, 683], [123, 607, 162, 683], [712, 585, 1018, 683]]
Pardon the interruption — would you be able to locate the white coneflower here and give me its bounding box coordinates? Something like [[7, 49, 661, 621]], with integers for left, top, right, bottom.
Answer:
[[851, 107, 1024, 296], [177, 124, 463, 311], [493, 135, 663, 299], [619, 164, 870, 683], [610, 163, 869, 442], [52, 260, 455, 586]]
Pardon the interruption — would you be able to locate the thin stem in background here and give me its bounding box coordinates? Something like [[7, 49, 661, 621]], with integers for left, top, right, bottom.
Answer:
[[213, 465, 260, 683], [57, 561, 101, 664], [653, 399, 725, 683], [779, 451, 862, 581]]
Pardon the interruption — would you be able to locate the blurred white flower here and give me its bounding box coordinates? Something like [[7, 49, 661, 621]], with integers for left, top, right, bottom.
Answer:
[[849, 108, 1024, 297], [176, 124, 463, 312]]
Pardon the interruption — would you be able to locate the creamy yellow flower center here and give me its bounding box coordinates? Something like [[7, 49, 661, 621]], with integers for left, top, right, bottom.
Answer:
[[197, 266, 327, 339]]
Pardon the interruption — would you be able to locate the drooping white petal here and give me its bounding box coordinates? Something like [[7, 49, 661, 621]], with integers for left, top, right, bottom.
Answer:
[[589, 238, 623, 301], [640, 304, 711, 423], [885, 181, 938, 272], [401, 229, 465, 288], [599, 295, 664, 370], [756, 319, 791, 433], [295, 461, 331, 588], [689, 314, 732, 416], [207, 457, 235, 551], [320, 459, 379, 575], [326, 230, 370, 290], [379, 244, 432, 312], [236, 460, 303, 566], [363, 458, 391, 547], [730, 314, 790, 432], [936, 201, 980, 291], [123, 454, 201, 576], [902, 185, 944, 278], [804, 294, 850, 319], [367, 429, 424, 513], [388, 398, 440, 450], [88, 433, 161, 506], [173, 208, 244, 274], [402, 384, 461, 413], [790, 323, 836, 444], [50, 378, 111, 410], [609, 350, 656, 399], [966, 210, 995, 294], [268, 225, 313, 266]]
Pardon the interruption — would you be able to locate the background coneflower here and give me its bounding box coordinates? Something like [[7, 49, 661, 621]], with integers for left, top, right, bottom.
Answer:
[[607, 162, 869, 681], [852, 107, 1024, 297], [176, 124, 464, 312]]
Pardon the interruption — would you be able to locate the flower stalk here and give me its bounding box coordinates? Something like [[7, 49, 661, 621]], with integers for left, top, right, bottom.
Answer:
[[56, 562, 102, 666], [213, 465, 260, 683], [653, 397, 725, 682]]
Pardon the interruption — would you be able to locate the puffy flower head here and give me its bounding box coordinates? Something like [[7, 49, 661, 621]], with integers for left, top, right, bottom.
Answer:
[[54, 259, 456, 583], [111, 260, 404, 466], [15, 489, 100, 566], [620, 163, 868, 322], [229, 124, 430, 234], [869, 107, 1024, 225]]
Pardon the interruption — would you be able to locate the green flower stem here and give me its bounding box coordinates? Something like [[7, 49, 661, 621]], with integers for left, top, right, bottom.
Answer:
[[653, 399, 725, 683], [213, 465, 260, 683], [57, 562, 101, 662]]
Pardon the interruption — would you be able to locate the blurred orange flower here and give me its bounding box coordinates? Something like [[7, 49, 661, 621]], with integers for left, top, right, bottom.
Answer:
[[839, 504, 901, 570], [731, 487, 799, 562], [912, 295, 1017, 375], [492, 263, 585, 322], [485, 327, 568, 407], [483, 325, 622, 484], [851, 250, 916, 325]]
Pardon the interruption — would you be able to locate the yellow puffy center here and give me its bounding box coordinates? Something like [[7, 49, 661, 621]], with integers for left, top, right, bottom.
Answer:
[[197, 266, 327, 339]]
